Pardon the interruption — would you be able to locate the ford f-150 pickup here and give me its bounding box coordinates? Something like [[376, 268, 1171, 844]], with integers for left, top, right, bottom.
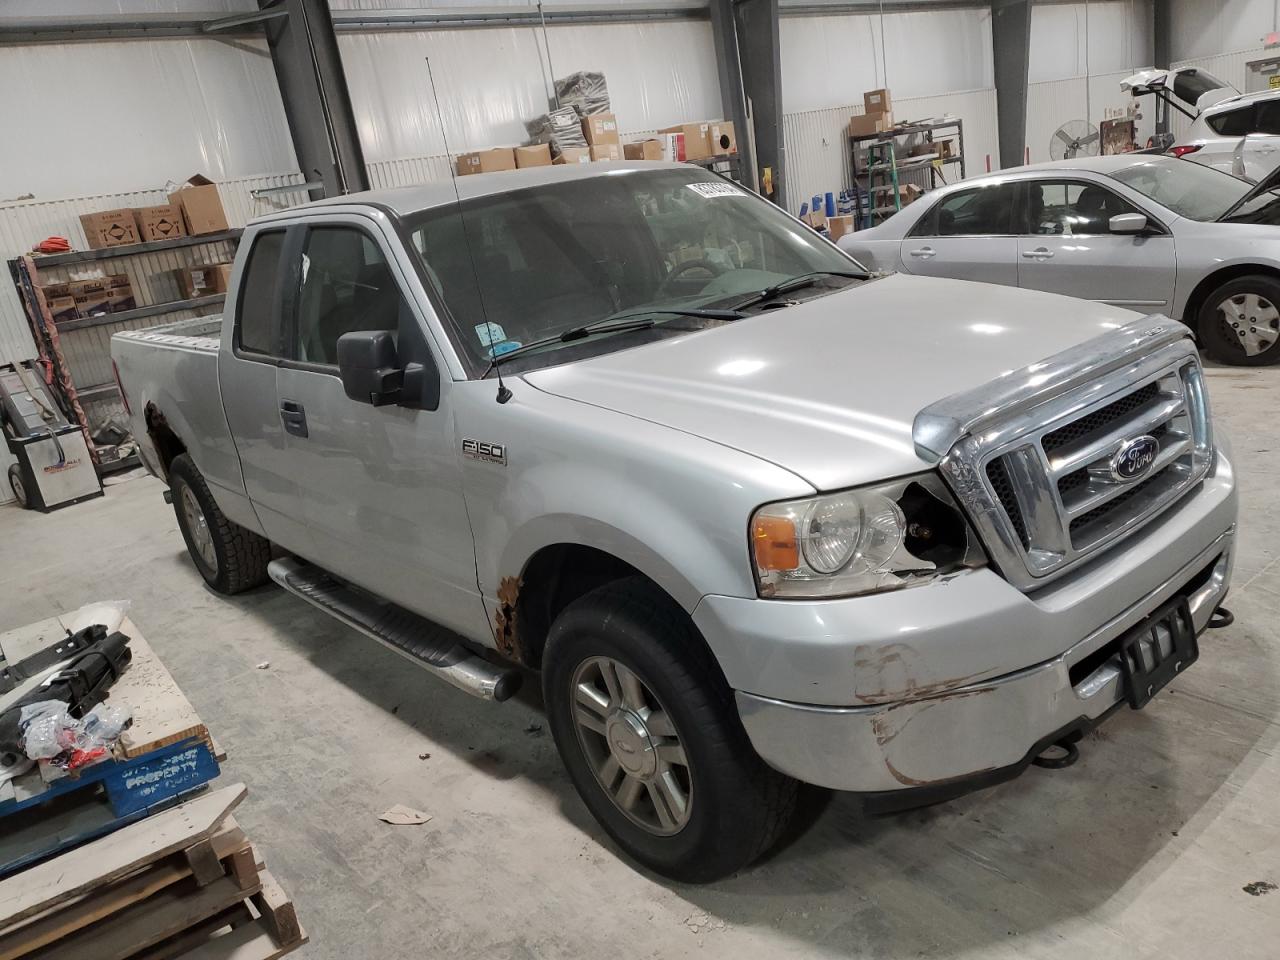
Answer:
[[111, 162, 1238, 882]]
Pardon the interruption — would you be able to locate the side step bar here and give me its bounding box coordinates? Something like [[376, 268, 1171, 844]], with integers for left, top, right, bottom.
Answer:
[[267, 558, 521, 702]]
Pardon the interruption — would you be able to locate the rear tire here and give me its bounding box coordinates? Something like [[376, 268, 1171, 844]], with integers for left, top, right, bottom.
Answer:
[[542, 577, 797, 882], [8, 464, 28, 509], [169, 453, 270, 594], [1197, 275, 1280, 365]]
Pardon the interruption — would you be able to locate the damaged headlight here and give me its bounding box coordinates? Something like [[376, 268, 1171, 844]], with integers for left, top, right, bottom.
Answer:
[[750, 473, 986, 599]]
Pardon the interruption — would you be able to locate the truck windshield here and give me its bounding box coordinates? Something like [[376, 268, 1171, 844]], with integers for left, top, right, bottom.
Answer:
[[1110, 158, 1251, 221], [402, 169, 861, 372]]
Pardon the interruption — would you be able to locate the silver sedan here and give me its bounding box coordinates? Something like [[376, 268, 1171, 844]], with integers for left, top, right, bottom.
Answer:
[[839, 154, 1280, 365]]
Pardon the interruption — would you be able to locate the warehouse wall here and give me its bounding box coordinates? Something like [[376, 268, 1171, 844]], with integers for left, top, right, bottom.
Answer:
[[1169, 0, 1279, 62], [778, 5, 998, 213], [1024, 0, 1154, 163], [338, 21, 721, 161]]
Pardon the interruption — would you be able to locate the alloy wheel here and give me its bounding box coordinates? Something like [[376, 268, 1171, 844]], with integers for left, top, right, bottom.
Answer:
[[1217, 292, 1280, 357]]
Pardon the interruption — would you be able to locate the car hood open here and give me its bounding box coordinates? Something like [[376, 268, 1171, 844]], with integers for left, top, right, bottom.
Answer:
[[523, 274, 1149, 491]]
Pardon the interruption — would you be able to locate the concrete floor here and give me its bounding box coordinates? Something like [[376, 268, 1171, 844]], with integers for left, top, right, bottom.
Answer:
[[2, 362, 1278, 959]]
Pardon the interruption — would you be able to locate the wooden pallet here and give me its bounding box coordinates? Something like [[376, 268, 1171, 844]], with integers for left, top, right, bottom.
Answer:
[[0, 785, 306, 960], [0, 613, 223, 878]]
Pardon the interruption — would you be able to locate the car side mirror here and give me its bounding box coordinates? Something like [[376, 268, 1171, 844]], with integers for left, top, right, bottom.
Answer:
[[337, 331, 402, 406], [1109, 212, 1148, 234]]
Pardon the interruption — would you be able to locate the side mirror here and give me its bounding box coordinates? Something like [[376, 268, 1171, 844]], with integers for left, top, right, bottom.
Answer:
[[337, 331, 404, 407], [336, 330, 441, 410], [1109, 212, 1148, 234]]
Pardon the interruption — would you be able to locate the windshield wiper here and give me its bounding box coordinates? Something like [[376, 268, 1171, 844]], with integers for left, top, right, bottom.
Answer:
[[730, 270, 864, 311], [481, 306, 745, 383]]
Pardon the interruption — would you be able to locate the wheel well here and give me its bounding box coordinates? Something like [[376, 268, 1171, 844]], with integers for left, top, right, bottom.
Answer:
[[144, 403, 186, 480], [1182, 264, 1280, 333], [512, 544, 665, 670]]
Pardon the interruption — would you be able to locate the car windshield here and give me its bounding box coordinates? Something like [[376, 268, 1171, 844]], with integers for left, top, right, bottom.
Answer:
[[403, 168, 861, 373], [1110, 158, 1252, 221]]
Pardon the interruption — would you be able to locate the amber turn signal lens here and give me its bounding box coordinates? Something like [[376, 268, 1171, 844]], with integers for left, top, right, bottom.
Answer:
[[753, 515, 799, 571]]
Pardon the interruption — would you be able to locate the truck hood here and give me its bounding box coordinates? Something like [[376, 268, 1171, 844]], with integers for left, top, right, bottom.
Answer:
[[523, 274, 1145, 491]]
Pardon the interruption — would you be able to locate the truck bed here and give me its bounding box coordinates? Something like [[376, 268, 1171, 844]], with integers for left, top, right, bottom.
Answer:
[[114, 316, 222, 353]]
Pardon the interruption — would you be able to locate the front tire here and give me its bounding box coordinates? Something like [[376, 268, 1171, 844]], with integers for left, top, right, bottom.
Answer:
[[169, 453, 270, 594], [1197, 275, 1280, 365], [543, 578, 797, 882]]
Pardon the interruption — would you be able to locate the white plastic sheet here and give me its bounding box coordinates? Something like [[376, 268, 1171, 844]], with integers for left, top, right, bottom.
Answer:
[[337, 21, 722, 160], [0, 37, 295, 200]]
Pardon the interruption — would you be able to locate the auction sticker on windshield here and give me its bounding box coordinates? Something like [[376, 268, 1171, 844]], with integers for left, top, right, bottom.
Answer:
[[686, 182, 744, 199]]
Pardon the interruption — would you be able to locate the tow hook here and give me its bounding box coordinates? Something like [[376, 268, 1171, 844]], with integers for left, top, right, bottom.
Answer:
[[1207, 606, 1234, 629], [1032, 738, 1080, 770]]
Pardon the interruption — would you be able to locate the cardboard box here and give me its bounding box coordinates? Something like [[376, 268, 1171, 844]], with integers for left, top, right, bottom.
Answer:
[[590, 143, 623, 162], [107, 273, 130, 289], [582, 113, 620, 146], [455, 148, 517, 176], [827, 215, 855, 243], [659, 132, 685, 162], [67, 277, 110, 297], [40, 282, 72, 299], [175, 263, 232, 299], [623, 140, 664, 161], [897, 183, 924, 206], [73, 292, 111, 318], [514, 143, 553, 168], [802, 210, 827, 230], [848, 112, 895, 138], [863, 88, 892, 115], [553, 147, 592, 166], [79, 209, 140, 249], [168, 175, 229, 236], [106, 284, 136, 313], [134, 204, 187, 242], [660, 123, 713, 160], [45, 296, 78, 322], [708, 121, 737, 156]]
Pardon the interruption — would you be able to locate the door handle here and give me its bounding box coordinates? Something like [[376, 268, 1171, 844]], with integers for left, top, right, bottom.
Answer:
[[280, 399, 308, 438], [908, 247, 936, 259], [1022, 247, 1054, 260]]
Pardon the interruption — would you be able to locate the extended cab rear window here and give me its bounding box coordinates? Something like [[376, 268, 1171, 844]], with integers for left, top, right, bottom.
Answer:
[[237, 231, 286, 356]]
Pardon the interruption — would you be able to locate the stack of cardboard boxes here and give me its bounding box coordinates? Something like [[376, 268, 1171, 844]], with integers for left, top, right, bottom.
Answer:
[[75, 175, 230, 251], [456, 114, 739, 175], [848, 88, 895, 138], [41, 275, 135, 323]]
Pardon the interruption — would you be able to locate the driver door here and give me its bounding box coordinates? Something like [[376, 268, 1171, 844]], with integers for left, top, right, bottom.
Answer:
[[274, 215, 488, 639], [898, 181, 1019, 286]]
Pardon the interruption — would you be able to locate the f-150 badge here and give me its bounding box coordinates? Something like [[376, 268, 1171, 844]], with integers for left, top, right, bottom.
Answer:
[[463, 439, 506, 465]]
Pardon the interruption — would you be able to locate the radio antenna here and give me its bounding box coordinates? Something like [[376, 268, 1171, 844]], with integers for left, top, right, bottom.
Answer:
[[425, 55, 512, 404]]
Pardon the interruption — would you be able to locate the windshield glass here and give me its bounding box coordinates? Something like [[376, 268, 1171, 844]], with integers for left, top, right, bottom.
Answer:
[[1110, 158, 1251, 221], [404, 168, 860, 372]]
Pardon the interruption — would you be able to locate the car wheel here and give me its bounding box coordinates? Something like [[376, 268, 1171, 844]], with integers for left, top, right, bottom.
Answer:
[[8, 464, 29, 509], [169, 453, 271, 594], [542, 577, 797, 883], [1197, 275, 1280, 365]]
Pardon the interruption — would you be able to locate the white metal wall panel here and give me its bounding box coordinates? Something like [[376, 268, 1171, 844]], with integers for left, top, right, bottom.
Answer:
[[1026, 78, 1090, 165], [1170, 0, 1280, 62], [780, 8, 994, 113], [0, 38, 296, 201], [1028, 0, 1153, 83], [783, 88, 999, 218], [338, 21, 721, 162]]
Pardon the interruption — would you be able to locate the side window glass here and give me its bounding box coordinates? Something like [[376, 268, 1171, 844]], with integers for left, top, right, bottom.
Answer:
[[1208, 106, 1255, 137], [1255, 100, 1280, 135], [912, 184, 1012, 237], [296, 226, 406, 366], [1024, 181, 1140, 235], [236, 231, 285, 356]]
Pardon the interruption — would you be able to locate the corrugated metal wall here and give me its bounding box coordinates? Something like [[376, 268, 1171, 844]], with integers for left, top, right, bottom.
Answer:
[[782, 88, 1000, 218]]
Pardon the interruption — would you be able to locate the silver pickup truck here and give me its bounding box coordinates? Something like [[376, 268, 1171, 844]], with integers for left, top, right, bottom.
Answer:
[[112, 162, 1238, 882]]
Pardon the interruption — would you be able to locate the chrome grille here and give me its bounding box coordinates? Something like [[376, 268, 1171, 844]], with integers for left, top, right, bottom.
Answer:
[[934, 336, 1214, 592]]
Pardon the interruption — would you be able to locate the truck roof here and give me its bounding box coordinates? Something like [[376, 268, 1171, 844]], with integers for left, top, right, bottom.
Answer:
[[253, 160, 692, 224]]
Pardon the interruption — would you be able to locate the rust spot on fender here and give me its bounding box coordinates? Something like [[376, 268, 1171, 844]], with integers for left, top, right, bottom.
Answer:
[[493, 576, 523, 662]]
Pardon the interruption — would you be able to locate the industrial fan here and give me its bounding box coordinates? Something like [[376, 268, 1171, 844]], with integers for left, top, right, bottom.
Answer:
[[1050, 120, 1101, 160]]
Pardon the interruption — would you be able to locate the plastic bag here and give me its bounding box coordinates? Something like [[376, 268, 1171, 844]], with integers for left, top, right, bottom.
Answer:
[[555, 71, 611, 116], [18, 701, 74, 760]]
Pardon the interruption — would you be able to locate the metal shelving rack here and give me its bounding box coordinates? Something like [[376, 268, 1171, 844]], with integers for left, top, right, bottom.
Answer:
[[685, 153, 744, 185], [7, 229, 242, 474], [850, 118, 966, 227]]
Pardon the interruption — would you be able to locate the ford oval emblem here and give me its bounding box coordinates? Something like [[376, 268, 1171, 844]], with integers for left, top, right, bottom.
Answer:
[[1110, 435, 1160, 483]]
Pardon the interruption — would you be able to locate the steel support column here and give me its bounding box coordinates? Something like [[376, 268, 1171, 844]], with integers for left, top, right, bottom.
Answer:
[[991, 0, 1032, 170], [1153, 0, 1172, 68], [260, 0, 368, 199], [709, 0, 757, 192], [733, 0, 786, 207]]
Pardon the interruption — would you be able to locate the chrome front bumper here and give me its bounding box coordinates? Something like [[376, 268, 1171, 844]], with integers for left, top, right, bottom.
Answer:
[[734, 529, 1233, 793]]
